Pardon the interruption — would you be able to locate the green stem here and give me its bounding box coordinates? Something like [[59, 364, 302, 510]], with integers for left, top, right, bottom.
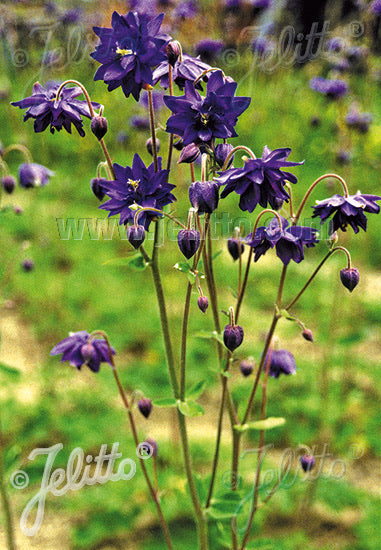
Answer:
[[3, 144, 33, 164], [148, 88, 159, 173], [166, 65, 174, 171], [134, 206, 186, 229], [221, 146, 256, 171], [0, 412, 16, 550]]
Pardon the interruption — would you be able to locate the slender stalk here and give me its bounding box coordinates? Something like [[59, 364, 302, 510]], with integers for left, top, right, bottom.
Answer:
[[148, 88, 159, 173], [3, 144, 33, 164], [0, 412, 16, 550], [166, 65, 174, 171], [190, 162, 195, 183], [134, 206, 186, 230], [180, 282, 193, 401], [221, 146, 256, 171]]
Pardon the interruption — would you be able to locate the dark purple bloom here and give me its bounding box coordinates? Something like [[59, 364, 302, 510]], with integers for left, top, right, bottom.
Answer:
[[249, 0, 271, 9], [345, 105, 373, 133], [61, 8, 83, 25], [99, 154, 176, 230], [300, 454, 315, 472], [22, 259, 34, 272], [179, 143, 201, 164], [90, 177, 107, 201], [266, 349, 296, 378], [197, 296, 209, 313], [177, 229, 200, 259], [174, 0, 197, 19], [371, 0, 381, 15], [164, 71, 250, 145], [18, 163, 54, 188], [312, 193, 381, 234], [217, 146, 303, 212], [223, 324, 244, 352], [153, 53, 211, 91], [195, 39, 224, 63], [340, 267, 360, 292], [11, 82, 100, 136], [130, 115, 150, 130], [214, 143, 234, 169], [91, 11, 168, 101], [227, 237, 245, 261], [127, 224, 146, 248], [251, 36, 275, 55], [246, 216, 319, 266], [146, 137, 161, 156], [50, 331, 115, 373], [336, 150, 352, 165], [91, 115, 108, 140], [310, 77, 348, 99], [325, 37, 345, 53], [140, 89, 165, 110], [189, 180, 219, 214], [2, 176, 16, 194], [240, 358, 254, 377], [138, 397, 153, 418]]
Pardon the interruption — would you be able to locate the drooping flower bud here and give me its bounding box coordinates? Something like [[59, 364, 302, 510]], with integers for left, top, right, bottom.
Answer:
[[215, 143, 234, 169], [178, 143, 200, 164], [223, 324, 244, 352], [18, 163, 53, 188], [146, 137, 161, 156], [300, 454, 315, 472], [265, 349, 296, 378], [142, 438, 158, 457], [138, 398, 152, 419], [227, 237, 244, 261], [165, 40, 181, 66], [340, 267, 359, 292], [81, 343, 96, 363], [177, 229, 200, 259], [240, 358, 254, 377], [2, 175, 16, 194], [302, 329, 314, 342], [14, 205, 23, 215], [197, 296, 209, 313], [189, 180, 219, 214], [90, 177, 107, 201], [21, 259, 34, 272], [127, 225, 146, 249], [91, 115, 108, 140], [273, 197, 284, 211]]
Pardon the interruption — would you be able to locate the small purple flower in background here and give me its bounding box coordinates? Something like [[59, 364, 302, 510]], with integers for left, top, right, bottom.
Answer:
[[21, 259, 34, 272], [91, 11, 168, 100], [246, 216, 319, 266], [129, 0, 158, 14], [142, 438, 158, 457], [1, 175, 16, 194], [227, 237, 244, 261], [195, 39, 224, 63], [140, 90, 165, 111], [249, 0, 271, 10], [240, 358, 254, 377], [153, 53, 211, 91], [50, 331, 115, 373], [251, 36, 275, 56], [60, 8, 83, 25], [300, 454, 315, 472], [138, 398, 153, 418], [217, 146, 303, 212], [310, 77, 349, 99], [173, 0, 197, 19], [11, 82, 100, 136], [266, 349, 296, 378], [164, 70, 250, 145], [370, 0, 381, 15], [325, 37, 346, 53], [99, 154, 176, 230], [129, 115, 150, 130], [189, 180, 219, 214], [336, 150, 352, 165], [345, 104, 373, 133], [312, 193, 381, 234], [18, 163, 54, 188]]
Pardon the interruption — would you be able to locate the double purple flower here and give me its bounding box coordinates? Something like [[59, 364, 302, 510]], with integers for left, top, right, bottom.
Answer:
[[153, 53, 211, 90], [246, 216, 318, 266], [50, 331, 115, 373]]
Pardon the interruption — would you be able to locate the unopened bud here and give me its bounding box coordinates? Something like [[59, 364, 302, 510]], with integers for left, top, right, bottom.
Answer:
[[223, 324, 244, 352], [146, 137, 161, 156], [179, 143, 200, 164], [302, 329, 314, 342], [127, 225, 146, 249], [2, 175, 16, 194], [165, 40, 181, 66], [90, 177, 107, 201], [197, 296, 209, 313], [138, 398, 152, 419], [177, 229, 200, 259], [91, 115, 108, 140], [340, 267, 359, 292], [240, 358, 254, 377], [300, 454, 315, 472]]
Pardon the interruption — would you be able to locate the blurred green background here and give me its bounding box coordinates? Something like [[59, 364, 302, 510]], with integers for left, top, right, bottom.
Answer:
[[0, 1, 380, 549]]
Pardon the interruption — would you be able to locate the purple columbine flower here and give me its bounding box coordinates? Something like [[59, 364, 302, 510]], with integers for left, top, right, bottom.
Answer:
[[129, 115, 150, 130], [223, 324, 244, 352], [266, 349, 296, 378], [18, 163, 54, 188], [217, 146, 303, 212], [91, 11, 169, 101], [195, 39, 224, 63], [246, 216, 319, 266], [189, 180, 219, 214], [174, 0, 197, 19], [227, 237, 245, 261], [99, 154, 176, 230], [153, 53, 211, 91], [214, 143, 234, 169], [310, 77, 349, 99], [50, 331, 115, 373], [312, 193, 381, 234], [11, 82, 100, 136], [164, 70, 250, 146]]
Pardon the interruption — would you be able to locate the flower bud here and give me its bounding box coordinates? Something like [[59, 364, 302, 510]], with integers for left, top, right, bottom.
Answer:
[[138, 398, 152, 419], [127, 225, 146, 249], [91, 115, 108, 140], [13, 205, 23, 215], [142, 438, 158, 457], [90, 177, 107, 201], [300, 454, 315, 472], [273, 197, 284, 211], [189, 180, 219, 214], [146, 137, 161, 156], [240, 358, 254, 377], [81, 343, 96, 363], [227, 237, 244, 261], [223, 324, 244, 352], [173, 138, 184, 151], [215, 143, 234, 168], [165, 40, 181, 66], [18, 163, 53, 188], [340, 267, 359, 292], [177, 229, 200, 259], [197, 296, 209, 313], [266, 349, 296, 378], [178, 143, 200, 164], [21, 259, 34, 272], [2, 175, 16, 194], [302, 329, 314, 342]]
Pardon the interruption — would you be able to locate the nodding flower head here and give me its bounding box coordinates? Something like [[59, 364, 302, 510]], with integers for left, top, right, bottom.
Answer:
[[50, 331, 115, 373]]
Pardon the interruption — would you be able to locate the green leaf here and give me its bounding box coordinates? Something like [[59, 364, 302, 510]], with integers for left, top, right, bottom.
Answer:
[[173, 261, 192, 274], [207, 492, 243, 519], [0, 362, 21, 380], [247, 417, 286, 430], [187, 272, 196, 285], [280, 309, 297, 322], [178, 400, 205, 417], [103, 253, 148, 270], [152, 398, 178, 408], [186, 380, 206, 400], [212, 250, 222, 261]]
